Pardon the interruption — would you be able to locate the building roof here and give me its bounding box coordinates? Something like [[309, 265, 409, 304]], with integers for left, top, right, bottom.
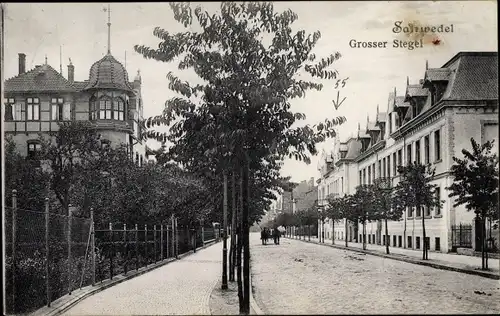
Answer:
[[367, 121, 380, 131], [424, 68, 451, 82], [345, 137, 362, 159], [84, 53, 134, 93], [5, 64, 76, 93], [442, 53, 498, 101], [376, 112, 387, 123], [405, 84, 428, 98], [395, 96, 410, 108]]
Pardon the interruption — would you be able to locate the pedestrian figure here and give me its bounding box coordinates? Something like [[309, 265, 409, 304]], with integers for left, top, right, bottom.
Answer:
[[273, 227, 281, 245], [265, 228, 270, 244], [261, 228, 267, 245]]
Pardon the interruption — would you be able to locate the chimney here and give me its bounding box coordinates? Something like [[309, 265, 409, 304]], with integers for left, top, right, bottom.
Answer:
[[67, 59, 74, 83], [18, 53, 26, 74]]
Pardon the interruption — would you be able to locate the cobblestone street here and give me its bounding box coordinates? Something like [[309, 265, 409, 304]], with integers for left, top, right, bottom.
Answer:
[[251, 234, 500, 314]]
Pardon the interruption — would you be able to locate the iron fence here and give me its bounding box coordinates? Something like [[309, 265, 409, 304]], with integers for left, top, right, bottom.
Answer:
[[451, 223, 473, 250], [5, 194, 220, 315]]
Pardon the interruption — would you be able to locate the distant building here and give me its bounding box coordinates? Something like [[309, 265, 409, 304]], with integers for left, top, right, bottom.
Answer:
[[317, 51, 498, 253]]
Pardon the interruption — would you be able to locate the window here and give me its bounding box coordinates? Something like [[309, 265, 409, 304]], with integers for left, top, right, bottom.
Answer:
[[368, 165, 371, 184], [27, 97, 40, 121], [372, 163, 375, 181], [378, 160, 381, 178], [373, 234, 375, 244], [415, 139, 421, 164], [359, 171, 362, 185], [383, 235, 386, 246], [388, 114, 392, 134], [27, 142, 42, 160], [89, 98, 97, 120], [368, 235, 371, 244], [435, 237, 441, 251], [397, 149, 402, 169], [387, 155, 391, 177], [408, 207, 413, 217], [424, 135, 430, 164], [435, 187, 441, 216], [406, 144, 412, 164], [99, 99, 112, 119], [425, 205, 431, 216], [382, 157, 386, 177], [416, 237, 421, 249], [363, 169, 366, 185], [398, 236, 402, 247], [425, 237, 430, 250], [4, 98, 15, 120], [434, 129, 441, 161], [408, 236, 412, 248], [416, 206, 422, 217], [114, 98, 125, 121], [51, 98, 70, 121], [393, 235, 397, 247]]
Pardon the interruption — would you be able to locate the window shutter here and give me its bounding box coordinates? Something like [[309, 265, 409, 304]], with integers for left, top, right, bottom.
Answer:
[[63, 103, 71, 120]]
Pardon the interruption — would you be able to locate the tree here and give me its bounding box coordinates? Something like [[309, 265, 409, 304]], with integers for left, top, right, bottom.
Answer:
[[393, 162, 442, 260], [373, 178, 402, 254], [351, 185, 376, 250], [134, 3, 349, 313], [325, 195, 348, 245], [446, 138, 499, 270], [4, 136, 51, 211]]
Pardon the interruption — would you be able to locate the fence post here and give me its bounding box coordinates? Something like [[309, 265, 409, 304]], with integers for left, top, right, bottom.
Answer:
[[11, 190, 18, 313], [175, 218, 179, 258], [44, 197, 51, 307], [160, 225, 164, 260], [123, 224, 127, 275], [91, 209, 95, 286], [145, 224, 148, 267], [201, 223, 205, 246], [170, 216, 175, 258], [154, 225, 157, 263], [135, 224, 138, 271], [109, 223, 113, 280], [166, 224, 170, 258], [68, 205, 73, 295]]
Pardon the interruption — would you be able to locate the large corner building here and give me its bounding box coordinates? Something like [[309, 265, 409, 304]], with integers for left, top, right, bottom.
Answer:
[[317, 51, 498, 254]]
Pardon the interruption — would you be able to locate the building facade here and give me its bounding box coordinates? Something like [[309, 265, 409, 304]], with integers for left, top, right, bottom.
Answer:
[[4, 51, 149, 164], [317, 52, 498, 253]]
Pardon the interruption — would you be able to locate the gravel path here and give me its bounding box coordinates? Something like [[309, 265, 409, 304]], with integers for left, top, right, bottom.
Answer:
[[251, 234, 500, 315], [66, 242, 222, 315]]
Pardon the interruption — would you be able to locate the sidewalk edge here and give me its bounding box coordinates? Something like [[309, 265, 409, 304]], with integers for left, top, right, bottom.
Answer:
[[286, 237, 500, 280], [30, 240, 221, 316], [249, 268, 264, 315]]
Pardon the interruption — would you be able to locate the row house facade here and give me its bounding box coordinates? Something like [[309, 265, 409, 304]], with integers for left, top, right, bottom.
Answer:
[[317, 51, 498, 253], [4, 51, 151, 164]]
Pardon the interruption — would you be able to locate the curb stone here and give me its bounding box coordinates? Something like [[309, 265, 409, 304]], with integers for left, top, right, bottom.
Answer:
[[249, 267, 264, 315], [31, 240, 221, 316], [287, 237, 500, 280]]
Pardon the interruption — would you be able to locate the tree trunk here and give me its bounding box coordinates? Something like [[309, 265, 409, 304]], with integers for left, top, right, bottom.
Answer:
[[229, 172, 237, 282], [242, 160, 250, 314], [345, 219, 348, 247], [237, 168, 244, 313], [362, 221, 366, 250], [332, 220, 335, 245], [236, 222, 243, 312], [422, 207, 427, 260], [222, 172, 228, 290], [385, 218, 389, 254], [308, 225, 311, 241], [482, 216, 488, 270]]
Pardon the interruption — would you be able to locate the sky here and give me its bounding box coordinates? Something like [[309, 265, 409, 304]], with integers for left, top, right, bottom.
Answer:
[[3, 1, 498, 183]]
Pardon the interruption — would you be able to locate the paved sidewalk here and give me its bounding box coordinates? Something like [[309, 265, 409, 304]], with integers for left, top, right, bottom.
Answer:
[[65, 242, 223, 315], [287, 235, 499, 278]]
